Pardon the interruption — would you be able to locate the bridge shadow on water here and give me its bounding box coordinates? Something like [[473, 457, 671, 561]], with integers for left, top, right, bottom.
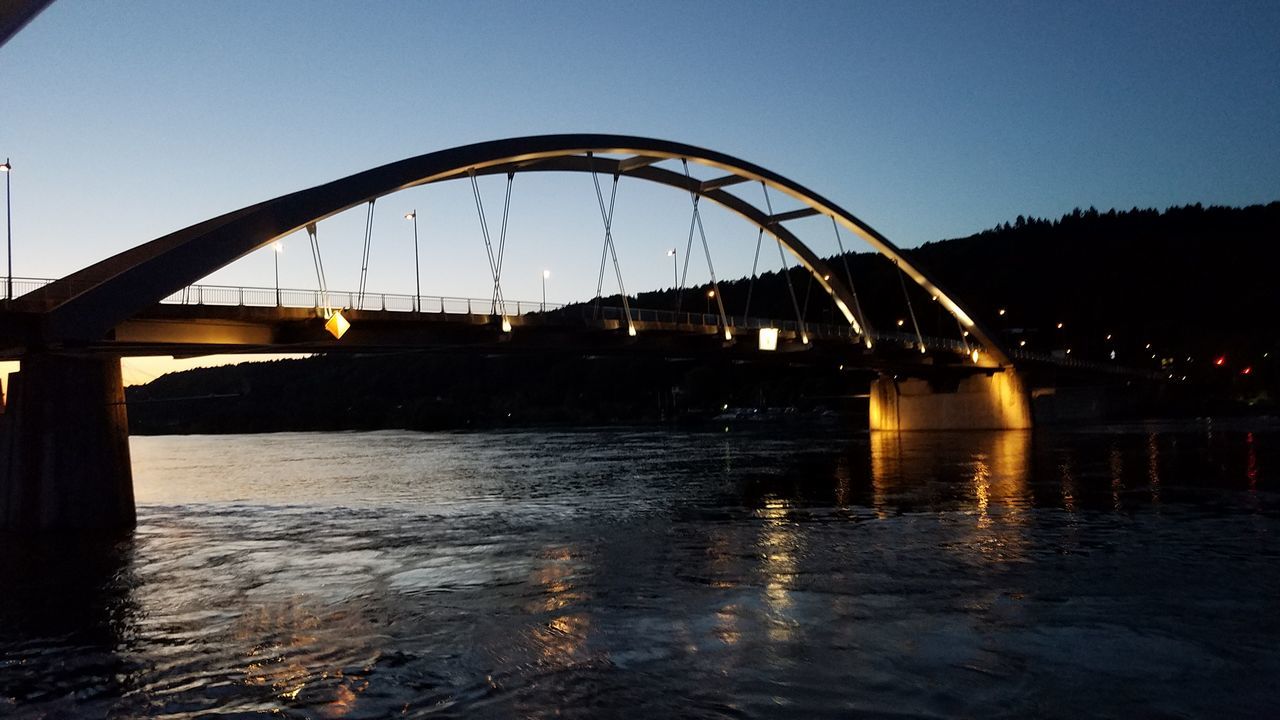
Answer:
[[0, 531, 142, 714]]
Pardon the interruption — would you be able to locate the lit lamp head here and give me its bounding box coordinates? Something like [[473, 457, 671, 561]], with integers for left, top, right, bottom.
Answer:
[[0, 160, 10, 173], [666, 249, 676, 257], [758, 327, 779, 351], [543, 269, 551, 279], [404, 211, 416, 220], [627, 324, 637, 337], [272, 242, 283, 254], [501, 317, 513, 333], [724, 328, 733, 341], [324, 309, 350, 339]]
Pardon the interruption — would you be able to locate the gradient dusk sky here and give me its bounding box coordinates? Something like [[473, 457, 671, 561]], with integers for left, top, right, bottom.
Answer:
[[1, 1, 1277, 382]]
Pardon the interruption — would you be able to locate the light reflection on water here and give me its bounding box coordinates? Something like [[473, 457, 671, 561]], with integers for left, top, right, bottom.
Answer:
[[1, 421, 1278, 718]]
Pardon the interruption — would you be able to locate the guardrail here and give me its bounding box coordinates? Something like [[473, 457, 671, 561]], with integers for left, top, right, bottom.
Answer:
[[1, 277, 566, 315], [1, 277, 53, 298], [156, 282, 566, 316]]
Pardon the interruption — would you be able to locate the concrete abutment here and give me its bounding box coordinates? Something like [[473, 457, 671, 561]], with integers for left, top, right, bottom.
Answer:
[[0, 354, 135, 532], [869, 370, 1033, 431]]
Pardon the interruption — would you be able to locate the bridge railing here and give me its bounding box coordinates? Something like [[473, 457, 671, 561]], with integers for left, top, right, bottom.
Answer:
[[2, 276, 54, 299], [153, 282, 566, 316], [590, 304, 866, 340]]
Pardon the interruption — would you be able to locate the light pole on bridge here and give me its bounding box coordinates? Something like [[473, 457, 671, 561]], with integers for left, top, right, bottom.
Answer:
[[667, 248, 677, 310], [272, 242, 283, 306], [2, 159, 11, 302], [405, 211, 420, 312]]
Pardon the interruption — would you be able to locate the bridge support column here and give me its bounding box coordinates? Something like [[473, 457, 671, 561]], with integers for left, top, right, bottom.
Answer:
[[0, 354, 134, 532], [869, 370, 1033, 431]]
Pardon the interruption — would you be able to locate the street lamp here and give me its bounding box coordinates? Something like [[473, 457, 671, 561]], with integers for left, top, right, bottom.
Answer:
[[1, 159, 11, 301], [272, 241, 283, 306], [667, 249, 678, 311], [405, 211, 420, 312], [705, 288, 715, 316], [542, 269, 550, 311]]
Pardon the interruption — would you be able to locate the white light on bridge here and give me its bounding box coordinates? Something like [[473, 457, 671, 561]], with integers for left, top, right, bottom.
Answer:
[[324, 310, 350, 339], [501, 317, 513, 333], [758, 327, 778, 351], [724, 328, 733, 341], [628, 324, 637, 337], [971, 348, 981, 364]]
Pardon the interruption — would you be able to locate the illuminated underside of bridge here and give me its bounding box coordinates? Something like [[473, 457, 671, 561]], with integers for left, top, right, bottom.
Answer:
[[0, 134, 1036, 532]]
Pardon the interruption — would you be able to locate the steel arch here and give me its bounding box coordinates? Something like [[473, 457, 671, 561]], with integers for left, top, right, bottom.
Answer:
[[24, 134, 1008, 365]]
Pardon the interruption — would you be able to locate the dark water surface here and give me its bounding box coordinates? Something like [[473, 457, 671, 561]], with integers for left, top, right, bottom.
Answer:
[[2, 421, 1278, 718]]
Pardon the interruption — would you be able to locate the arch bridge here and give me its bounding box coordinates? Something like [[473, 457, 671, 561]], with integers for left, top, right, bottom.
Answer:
[[0, 134, 1032, 531]]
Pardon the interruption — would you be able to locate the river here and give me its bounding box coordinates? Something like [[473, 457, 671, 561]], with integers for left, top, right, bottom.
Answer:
[[2, 421, 1277, 718]]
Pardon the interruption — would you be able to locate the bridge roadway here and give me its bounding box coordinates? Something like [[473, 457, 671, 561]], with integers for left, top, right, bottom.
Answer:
[[0, 277, 993, 375]]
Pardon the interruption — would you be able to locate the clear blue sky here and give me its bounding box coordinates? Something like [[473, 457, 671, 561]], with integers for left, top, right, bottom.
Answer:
[[1, 0, 1277, 311]]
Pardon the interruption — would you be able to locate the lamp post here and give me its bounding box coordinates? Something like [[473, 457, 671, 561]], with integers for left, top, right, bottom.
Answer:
[[272, 242, 283, 306], [667, 248, 678, 311], [705, 289, 715, 316], [1, 159, 11, 301], [542, 269, 550, 311], [405, 211, 420, 312]]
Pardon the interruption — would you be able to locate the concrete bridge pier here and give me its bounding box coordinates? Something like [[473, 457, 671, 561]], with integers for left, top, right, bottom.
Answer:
[[0, 354, 135, 532], [869, 370, 1033, 431]]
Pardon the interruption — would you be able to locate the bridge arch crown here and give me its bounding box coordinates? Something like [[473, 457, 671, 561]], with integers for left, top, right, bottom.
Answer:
[[27, 134, 1008, 366]]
